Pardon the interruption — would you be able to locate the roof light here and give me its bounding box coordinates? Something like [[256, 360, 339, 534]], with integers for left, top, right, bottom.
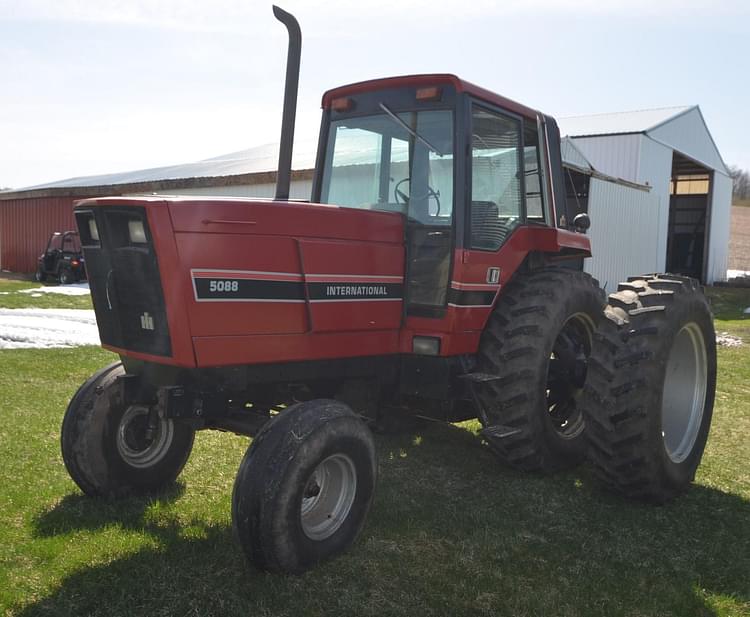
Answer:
[[416, 87, 442, 102], [331, 97, 354, 112]]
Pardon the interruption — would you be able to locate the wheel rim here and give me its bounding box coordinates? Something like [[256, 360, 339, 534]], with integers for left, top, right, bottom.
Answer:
[[661, 322, 708, 464], [300, 454, 357, 541], [546, 312, 595, 439], [116, 405, 174, 468]]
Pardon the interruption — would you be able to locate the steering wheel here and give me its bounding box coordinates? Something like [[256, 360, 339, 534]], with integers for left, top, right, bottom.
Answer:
[[394, 177, 441, 216]]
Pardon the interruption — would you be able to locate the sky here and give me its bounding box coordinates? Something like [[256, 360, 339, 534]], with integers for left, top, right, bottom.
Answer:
[[1, 0, 748, 189]]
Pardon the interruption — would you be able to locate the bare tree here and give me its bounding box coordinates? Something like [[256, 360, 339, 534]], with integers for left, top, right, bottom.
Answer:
[[728, 165, 750, 201]]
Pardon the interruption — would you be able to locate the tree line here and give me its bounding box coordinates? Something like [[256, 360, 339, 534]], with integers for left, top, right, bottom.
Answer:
[[729, 165, 750, 201]]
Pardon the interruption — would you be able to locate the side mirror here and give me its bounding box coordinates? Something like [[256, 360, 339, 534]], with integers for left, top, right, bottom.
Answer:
[[573, 212, 591, 234]]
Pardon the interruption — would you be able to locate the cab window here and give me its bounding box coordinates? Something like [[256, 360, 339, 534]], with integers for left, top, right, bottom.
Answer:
[[469, 107, 522, 251]]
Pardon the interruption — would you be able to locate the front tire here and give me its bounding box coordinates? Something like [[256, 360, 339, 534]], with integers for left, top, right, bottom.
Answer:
[[232, 399, 376, 574], [61, 362, 195, 496], [474, 267, 606, 472], [582, 274, 717, 502]]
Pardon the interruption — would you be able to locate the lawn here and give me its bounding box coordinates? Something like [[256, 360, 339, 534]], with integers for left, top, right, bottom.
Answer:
[[0, 278, 92, 310], [0, 285, 748, 616]]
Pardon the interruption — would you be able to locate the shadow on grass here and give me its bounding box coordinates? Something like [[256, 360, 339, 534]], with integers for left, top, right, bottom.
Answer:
[[16, 423, 750, 617], [32, 483, 186, 538]]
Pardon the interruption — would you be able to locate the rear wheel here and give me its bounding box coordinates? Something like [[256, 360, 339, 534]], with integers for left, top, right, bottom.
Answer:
[[232, 399, 376, 574], [582, 274, 716, 502], [58, 268, 73, 285], [61, 362, 195, 496], [474, 267, 605, 472], [35, 268, 46, 282]]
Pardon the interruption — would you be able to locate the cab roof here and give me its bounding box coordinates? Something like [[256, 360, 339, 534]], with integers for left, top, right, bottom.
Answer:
[[321, 74, 541, 122]]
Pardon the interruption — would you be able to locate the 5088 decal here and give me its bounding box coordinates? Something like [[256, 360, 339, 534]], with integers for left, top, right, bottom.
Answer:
[[209, 280, 239, 293]]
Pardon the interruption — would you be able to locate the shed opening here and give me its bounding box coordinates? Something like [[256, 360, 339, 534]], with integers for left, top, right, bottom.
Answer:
[[666, 152, 712, 282]]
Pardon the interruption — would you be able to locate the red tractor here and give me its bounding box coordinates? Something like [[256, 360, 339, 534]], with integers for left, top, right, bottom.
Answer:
[[61, 7, 716, 574]]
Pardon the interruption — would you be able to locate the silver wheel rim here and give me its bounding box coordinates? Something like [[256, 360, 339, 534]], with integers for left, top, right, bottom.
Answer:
[[116, 405, 174, 468], [300, 454, 357, 541], [662, 322, 708, 463]]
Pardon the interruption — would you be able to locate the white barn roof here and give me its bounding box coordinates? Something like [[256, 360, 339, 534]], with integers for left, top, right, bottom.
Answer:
[[558, 106, 693, 137], [559, 105, 728, 176]]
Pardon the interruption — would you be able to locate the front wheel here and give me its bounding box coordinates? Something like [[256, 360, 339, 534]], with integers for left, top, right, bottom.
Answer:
[[35, 268, 46, 282], [61, 362, 195, 496], [232, 399, 377, 574], [582, 274, 717, 502]]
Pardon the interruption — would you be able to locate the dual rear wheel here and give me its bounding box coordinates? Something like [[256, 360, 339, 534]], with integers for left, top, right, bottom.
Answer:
[[475, 269, 716, 502]]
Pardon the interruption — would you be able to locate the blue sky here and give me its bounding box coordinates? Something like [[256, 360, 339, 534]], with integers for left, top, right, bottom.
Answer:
[[1, 0, 748, 189]]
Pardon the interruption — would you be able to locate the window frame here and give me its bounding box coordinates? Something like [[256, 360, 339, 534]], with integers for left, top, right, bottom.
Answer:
[[316, 106, 458, 228], [465, 100, 527, 252]]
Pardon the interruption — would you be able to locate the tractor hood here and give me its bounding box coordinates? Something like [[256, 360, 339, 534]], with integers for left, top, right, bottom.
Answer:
[[74, 196, 407, 368]]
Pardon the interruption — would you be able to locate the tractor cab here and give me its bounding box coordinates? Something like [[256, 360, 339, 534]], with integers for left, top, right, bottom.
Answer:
[[312, 75, 580, 319]]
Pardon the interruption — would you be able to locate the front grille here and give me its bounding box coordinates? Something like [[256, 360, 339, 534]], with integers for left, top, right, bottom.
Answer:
[[76, 206, 172, 357]]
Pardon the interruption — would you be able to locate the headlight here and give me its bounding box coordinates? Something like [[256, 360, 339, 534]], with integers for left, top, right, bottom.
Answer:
[[88, 218, 99, 241], [128, 219, 147, 244]]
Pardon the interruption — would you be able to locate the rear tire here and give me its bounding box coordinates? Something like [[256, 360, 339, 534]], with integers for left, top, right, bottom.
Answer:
[[474, 267, 606, 472], [582, 274, 717, 502], [232, 399, 376, 574], [58, 268, 73, 285], [35, 268, 46, 282], [61, 362, 195, 497]]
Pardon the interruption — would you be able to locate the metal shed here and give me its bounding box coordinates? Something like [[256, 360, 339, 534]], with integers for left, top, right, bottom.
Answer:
[[558, 106, 732, 287]]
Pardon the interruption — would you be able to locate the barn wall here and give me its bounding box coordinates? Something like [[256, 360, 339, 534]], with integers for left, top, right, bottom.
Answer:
[[0, 197, 80, 273], [584, 178, 660, 292], [706, 173, 732, 283], [636, 136, 674, 274], [647, 108, 727, 174], [568, 134, 642, 181]]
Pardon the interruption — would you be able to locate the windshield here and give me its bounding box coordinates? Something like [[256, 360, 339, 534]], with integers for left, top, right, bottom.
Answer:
[[320, 109, 454, 225]]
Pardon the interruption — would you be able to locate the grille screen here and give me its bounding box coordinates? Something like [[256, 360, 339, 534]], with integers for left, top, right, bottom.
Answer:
[[76, 206, 172, 357]]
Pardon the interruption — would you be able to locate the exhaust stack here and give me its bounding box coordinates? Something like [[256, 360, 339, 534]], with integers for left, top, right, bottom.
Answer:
[[272, 5, 301, 201]]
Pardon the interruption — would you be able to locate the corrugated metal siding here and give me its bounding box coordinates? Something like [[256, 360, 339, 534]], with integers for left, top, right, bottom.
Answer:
[[0, 197, 79, 273], [584, 178, 661, 292], [647, 107, 727, 175], [637, 137, 673, 273], [706, 173, 732, 283], [568, 134, 641, 182], [127, 179, 313, 200]]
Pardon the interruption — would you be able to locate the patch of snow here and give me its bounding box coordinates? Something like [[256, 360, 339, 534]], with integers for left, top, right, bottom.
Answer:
[[0, 308, 99, 349], [727, 269, 750, 279], [744, 307, 750, 315], [716, 332, 743, 348], [19, 282, 91, 296]]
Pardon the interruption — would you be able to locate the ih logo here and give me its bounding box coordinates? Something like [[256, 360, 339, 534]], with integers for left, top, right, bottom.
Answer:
[[140, 312, 155, 331], [486, 267, 501, 284]]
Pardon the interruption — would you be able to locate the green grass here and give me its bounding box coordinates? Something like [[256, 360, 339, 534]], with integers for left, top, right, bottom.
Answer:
[[0, 278, 93, 310], [0, 290, 748, 616]]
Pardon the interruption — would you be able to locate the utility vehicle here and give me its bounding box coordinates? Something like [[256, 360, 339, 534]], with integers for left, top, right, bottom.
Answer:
[[61, 6, 716, 574], [35, 230, 86, 284]]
